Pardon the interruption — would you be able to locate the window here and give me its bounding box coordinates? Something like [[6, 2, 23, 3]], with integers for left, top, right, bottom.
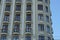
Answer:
[[13, 35, 19, 40], [38, 24, 44, 31], [15, 4, 21, 11], [2, 24, 8, 33], [15, 14, 20, 21], [45, 0, 48, 3], [25, 35, 31, 40], [47, 25, 50, 33], [51, 28, 53, 34], [26, 14, 31, 21], [0, 0, 1, 3], [16, 0, 21, 2], [38, 35, 45, 40], [27, 0, 32, 2], [6, 0, 11, 2], [5, 5, 11, 11], [52, 38, 54, 40], [38, 0, 43, 1], [38, 14, 44, 21], [46, 15, 49, 22], [38, 4, 43, 10], [4, 14, 9, 21], [25, 24, 31, 32], [46, 6, 48, 12], [26, 4, 31, 11], [1, 34, 7, 40], [48, 37, 51, 40], [13, 24, 20, 32]]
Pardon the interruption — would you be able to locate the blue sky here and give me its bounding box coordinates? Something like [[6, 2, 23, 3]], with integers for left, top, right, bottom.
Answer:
[[50, 0, 60, 40]]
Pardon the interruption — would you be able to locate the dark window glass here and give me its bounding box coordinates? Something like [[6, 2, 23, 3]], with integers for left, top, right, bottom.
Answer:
[[16, 5, 21, 11], [26, 4, 31, 11], [0, 0, 1, 3], [26, 24, 31, 32], [5, 5, 10, 11], [26, 14, 31, 21], [13, 24, 20, 32], [16, 0, 21, 2], [6, 0, 11, 2], [15, 14, 20, 21], [38, 5, 43, 10], [13, 35, 19, 40], [47, 25, 50, 33], [38, 14, 44, 21], [39, 35, 45, 40], [4, 14, 9, 21], [46, 15, 49, 22], [45, 0, 48, 3], [48, 37, 51, 40], [38, 24, 44, 31], [2, 25, 8, 33], [38, 0, 43, 1], [25, 35, 31, 40], [1, 34, 7, 40], [46, 6, 48, 12], [52, 38, 54, 40], [27, 0, 32, 2]]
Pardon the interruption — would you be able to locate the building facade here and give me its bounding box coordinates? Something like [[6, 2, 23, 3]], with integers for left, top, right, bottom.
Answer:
[[0, 0, 54, 40]]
